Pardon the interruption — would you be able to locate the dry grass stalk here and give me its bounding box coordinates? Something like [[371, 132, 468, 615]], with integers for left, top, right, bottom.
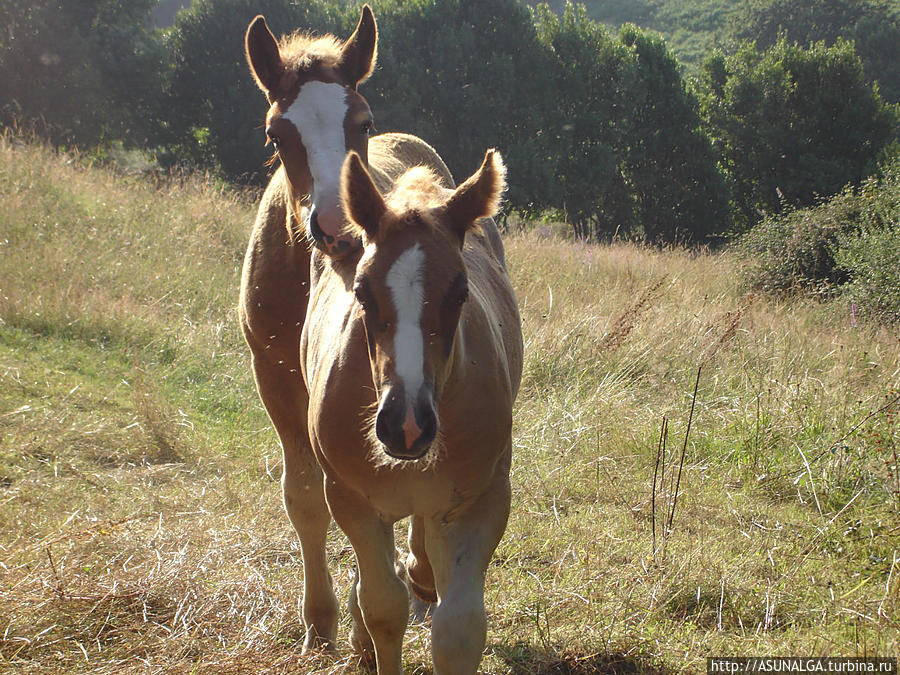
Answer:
[[651, 365, 702, 563], [598, 275, 669, 351]]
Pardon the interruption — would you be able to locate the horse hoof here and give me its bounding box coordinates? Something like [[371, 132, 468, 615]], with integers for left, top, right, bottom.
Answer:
[[301, 633, 337, 655], [350, 637, 376, 671]]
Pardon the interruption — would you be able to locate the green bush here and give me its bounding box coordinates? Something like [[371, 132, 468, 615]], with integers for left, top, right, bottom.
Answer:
[[0, 0, 163, 146], [699, 39, 899, 232], [534, 4, 731, 243], [737, 152, 900, 323], [731, 0, 900, 103], [832, 156, 900, 323], [734, 188, 859, 296]]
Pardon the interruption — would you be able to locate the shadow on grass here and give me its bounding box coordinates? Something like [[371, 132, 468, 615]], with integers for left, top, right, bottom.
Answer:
[[492, 642, 674, 675]]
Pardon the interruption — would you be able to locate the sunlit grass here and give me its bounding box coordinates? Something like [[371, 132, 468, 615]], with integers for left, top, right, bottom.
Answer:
[[1, 136, 897, 673]]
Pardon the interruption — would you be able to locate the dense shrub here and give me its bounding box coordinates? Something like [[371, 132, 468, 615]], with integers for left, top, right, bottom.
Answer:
[[732, 0, 900, 103], [534, 4, 731, 243], [699, 38, 899, 232], [0, 0, 163, 146], [737, 152, 900, 323], [832, 156, 900, 323], [734, 189, 859, 296], [363, 0, 558, 216]]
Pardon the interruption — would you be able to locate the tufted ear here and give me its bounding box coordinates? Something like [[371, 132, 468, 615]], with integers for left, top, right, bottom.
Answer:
[[341, 151, 386, 240], [245, 15, 283, 95], [443, 149, 507, 243], [338, 5, 377, 88]]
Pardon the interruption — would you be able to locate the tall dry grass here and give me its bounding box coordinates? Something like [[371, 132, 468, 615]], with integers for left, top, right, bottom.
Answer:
[[1, 137, 897, 673]]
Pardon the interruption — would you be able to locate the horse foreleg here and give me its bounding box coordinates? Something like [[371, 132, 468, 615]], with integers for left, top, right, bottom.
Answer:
[[253, 357, 338, 652], [426, 462, 512, 675], [326, 477, 408, 675]]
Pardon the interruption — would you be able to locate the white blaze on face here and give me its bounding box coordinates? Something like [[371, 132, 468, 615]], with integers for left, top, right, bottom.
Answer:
[[282, 81, 349, 218], [386, 244, 426, 399]]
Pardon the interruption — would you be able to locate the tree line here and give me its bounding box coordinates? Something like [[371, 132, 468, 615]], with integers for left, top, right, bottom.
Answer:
[[1, 0, 897, 244]]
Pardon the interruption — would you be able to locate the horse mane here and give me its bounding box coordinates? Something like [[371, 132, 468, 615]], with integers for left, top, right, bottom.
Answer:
[[343, 165, 446, 241], [387, 166, 446, 213], [278, 31, 343, 72]]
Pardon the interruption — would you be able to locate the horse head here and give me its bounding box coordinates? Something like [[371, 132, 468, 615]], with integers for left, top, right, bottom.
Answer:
[[340, 149, 506, 460], [245, 6, 377, 256]]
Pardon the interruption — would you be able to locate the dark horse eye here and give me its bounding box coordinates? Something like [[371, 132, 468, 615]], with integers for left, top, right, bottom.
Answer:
[[361, 120, 375, 136]]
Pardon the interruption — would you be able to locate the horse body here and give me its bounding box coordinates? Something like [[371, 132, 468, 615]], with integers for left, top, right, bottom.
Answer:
[[300, 151, 522, 674], [239, 7, 522, 673], [239, 6, 454, 656]]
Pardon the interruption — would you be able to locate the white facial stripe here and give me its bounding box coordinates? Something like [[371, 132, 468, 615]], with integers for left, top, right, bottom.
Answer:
[[282, 81, 349, 207], [386, 244, 425, 398]]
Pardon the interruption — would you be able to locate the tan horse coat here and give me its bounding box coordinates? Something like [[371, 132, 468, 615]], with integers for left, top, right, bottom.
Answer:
[[300, 150, 522, 674], [238, 7, 454, 657]]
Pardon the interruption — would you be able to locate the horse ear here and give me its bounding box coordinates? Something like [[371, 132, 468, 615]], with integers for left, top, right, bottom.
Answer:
[[444, 149, 507, 242], [246, 15, 283, 95], [341, 151, 386, 240], [338, 5, 378, 88]]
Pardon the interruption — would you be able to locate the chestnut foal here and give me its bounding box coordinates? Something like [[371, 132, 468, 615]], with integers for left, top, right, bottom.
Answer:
[[239, 5, 453, 654], [299, 149, 522, 674]]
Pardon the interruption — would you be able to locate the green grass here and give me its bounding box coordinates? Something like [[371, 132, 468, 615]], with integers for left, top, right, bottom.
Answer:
[[524, 0, 744, 70], [1, 136, 898, 673]]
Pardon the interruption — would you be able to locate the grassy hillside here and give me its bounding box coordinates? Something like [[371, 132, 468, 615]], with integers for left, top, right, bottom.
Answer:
[[524, 0, 745, 68], [1, 137, 898, 673]]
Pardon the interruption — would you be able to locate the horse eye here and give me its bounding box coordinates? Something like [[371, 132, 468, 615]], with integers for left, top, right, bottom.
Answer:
[[361, 121, 375, 136], [456, 286, 469, 307]]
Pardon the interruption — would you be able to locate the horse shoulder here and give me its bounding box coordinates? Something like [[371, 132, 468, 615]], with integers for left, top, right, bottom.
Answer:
[[461, 242, 524, 398], [240, 167, 312, 354]]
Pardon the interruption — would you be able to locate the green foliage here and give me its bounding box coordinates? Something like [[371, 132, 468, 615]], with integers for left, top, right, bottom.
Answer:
[[523, 0, 744, 70], [737, 151, 900, 324], [533, 3, 634, 237], [734, 187, 859, 295], [534, 4, 730, 242], [699, 38, 899, 231], [616, 24, 731, 243], [159, 0, 342, 179], [732, 0, 900, 103], [0, 0, 164, 146], [364, 0, 558, 215], [832, 155, 900, 324]]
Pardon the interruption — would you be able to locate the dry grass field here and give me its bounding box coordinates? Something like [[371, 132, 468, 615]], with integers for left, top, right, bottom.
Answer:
[[1, 135, 898, 673]]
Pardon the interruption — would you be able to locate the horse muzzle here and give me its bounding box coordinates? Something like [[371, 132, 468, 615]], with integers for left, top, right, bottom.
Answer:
[[308, 205, 358, 256], [375, 386, 438, 460]]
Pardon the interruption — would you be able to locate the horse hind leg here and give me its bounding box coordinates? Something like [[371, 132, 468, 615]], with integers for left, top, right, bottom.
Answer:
[[347, 568, 375, 667], [407, 515, 436, 623], [253, 356, 339, 652]]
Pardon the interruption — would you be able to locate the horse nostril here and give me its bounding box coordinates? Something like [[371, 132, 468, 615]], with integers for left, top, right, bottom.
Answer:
[[374, 393, 437, 460], [309, 209, 323, 238]]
